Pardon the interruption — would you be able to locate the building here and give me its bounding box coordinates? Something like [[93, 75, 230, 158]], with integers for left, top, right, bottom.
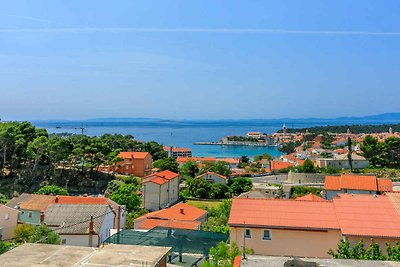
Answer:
[[0, 205, 19, 240], [176, 157, 217, 167], [315, 153, 369, 170], [6, 194, 126, 230], [44, 204, 114, 247], [218, 158, 241, 169], [0, 243, 171, 267], [142, 170, 180, 211], [229, 193, 400, 258], [197, 172, 227, 184], [163, 146, 192, 158], [134, 202, 207, 230], [14, 194, 55, 225], [52, 195, 126, 229], [324, 174, 393, 200], [116, 151, 152, 177]]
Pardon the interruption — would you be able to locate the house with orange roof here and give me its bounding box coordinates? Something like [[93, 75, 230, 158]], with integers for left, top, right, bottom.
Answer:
[[116, 151, 152, 177], [229, 193, 400, 258], [269, 161, 294, 172], [295, 193, 326, 201], [17, 194, 56, 225], [176, 157, 216, 167], [142, 170, 180, 211], [324, 174, 393, 199], [217, 158, 241, 169], [134, 202, 207, 231], [197, 172, 227, 184]]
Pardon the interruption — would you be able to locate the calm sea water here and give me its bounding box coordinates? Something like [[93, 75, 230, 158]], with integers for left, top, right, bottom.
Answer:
[[34, 122, 286, 158], [33, 118, 398, 159]]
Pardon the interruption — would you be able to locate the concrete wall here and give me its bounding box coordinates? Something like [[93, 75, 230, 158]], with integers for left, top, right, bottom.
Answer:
[[326, 189, 377, 200], [287, 172, 325, 184], [230, 226, 342, 258], [316, 159, 369, 170], [168, 177, 180, 206], [0, 206, 19, 240], [60, 234, 100, 247]]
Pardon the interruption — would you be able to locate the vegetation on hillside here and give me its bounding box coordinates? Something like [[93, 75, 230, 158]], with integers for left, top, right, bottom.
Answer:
[[279, 124, 400, 134]]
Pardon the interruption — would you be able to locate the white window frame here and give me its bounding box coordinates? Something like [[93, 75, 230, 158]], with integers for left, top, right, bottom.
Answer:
[[262, 229, 272, 241], [244, 228, 251, 238]]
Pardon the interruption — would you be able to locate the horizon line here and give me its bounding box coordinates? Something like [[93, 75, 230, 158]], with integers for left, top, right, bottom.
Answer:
[[1, 27, 400, 36]]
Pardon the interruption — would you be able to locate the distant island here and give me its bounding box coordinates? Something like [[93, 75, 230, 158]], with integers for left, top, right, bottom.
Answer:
[[278, 123, 400, 134]]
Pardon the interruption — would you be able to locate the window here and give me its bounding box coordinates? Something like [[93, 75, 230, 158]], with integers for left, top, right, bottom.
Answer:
[[244, 228, 251, 238], [4, 213, 9, 220], [262, 229, 271, 240], [28, 212, 33, 218]]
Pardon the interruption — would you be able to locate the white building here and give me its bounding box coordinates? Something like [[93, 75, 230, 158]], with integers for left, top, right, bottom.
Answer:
[[197, 172, 227, 184], [142, 170, 180, 211]]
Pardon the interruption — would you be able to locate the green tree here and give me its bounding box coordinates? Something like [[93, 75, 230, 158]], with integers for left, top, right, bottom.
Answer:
[[180, 160, 199, 178], [199, 161, 231, 177], [109, 184, 141, 212], [290, 186, 321, 199], [279, 142, 296, 154], [299, 159, 315, 173], [153, 157, 179, 173], [361, 135, 381, 167], [202, 241, 253, 267], [347, 137, 353, 171], [386, 242, 400, 261], [14, 224, 60, 244], [0, 193, 9, 204], [141, 141, 167, 161], [36, 185, 68, 196], [201, 200, 231, 233], [363, 241, 386, 261], [229, 177, 252, 196], [125, 209, 149, 229], [240, 155, 250, 164]]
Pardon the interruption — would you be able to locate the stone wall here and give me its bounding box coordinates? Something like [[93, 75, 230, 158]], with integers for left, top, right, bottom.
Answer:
[[287, 172, 327, 184]]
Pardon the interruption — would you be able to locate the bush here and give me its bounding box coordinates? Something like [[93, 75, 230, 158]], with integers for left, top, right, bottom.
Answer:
[[36, 185, 68, 196], [290, 186, 322, 199]]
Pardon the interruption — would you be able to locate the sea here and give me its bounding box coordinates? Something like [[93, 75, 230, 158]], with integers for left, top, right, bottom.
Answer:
[[32, 117, 400, 159]]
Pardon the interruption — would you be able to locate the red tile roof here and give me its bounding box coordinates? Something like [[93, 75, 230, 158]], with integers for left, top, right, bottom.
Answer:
[[378, 179, 393, 192], [118, 152, 150, 159], [163, 146, 191, 152], [324, 174, 391, 192], [271, 161, 294, 171], [176, 157, 216, 163], [143, 170, 179, 185], [333, 194, 400, 238], [228, 198, 339, 230], [135, 202, 207, 230], [20, 195, 56, 212], [295, 193, 326, 202], [54, 195, 110, 205]]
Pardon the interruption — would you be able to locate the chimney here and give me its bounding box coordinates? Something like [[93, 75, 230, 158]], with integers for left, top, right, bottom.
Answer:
[[180, 208, 184, 215], [55, 196, 59, 203]]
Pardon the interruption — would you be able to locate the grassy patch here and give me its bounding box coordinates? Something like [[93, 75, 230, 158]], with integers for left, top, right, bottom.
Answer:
[[186, 200, 224, 209]]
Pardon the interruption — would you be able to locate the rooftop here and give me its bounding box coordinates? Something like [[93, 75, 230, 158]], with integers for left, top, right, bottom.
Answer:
[[324, 174, 392, 192], [118, 151, 150, 159], [295, 193, 326, 202], [0, 243, 171, 267]]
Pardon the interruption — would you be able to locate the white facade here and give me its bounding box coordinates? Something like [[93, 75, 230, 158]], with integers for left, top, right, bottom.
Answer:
[[143, 177, 180, 211], [197, 172, 227, 184]]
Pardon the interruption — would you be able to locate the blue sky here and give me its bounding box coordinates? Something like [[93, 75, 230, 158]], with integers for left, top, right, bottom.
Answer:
[[1, 0, 400, 120]]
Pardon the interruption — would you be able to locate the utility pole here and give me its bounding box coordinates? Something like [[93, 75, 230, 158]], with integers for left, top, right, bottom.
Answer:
[[117, 206, 121, 244]]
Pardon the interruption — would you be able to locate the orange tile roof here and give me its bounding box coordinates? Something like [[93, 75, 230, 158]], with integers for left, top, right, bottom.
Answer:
[[324, 176, 342, 191], [228, 198, 339, 230], [118, 151, 150, 159], [324, 174, 384, 191], [136, 202, 207, 222], [163, 146, 191, 152], [139, 218, 200, 230], [295, 193, 326, 202], [53, 195, 110, 205], [334, 194, 400, 238], [143, 170, 179, 185], [271, 161, 294, 171], [218, 158, 240, 164], [20, 195, 56, 212], [378, 179, 393, 192]]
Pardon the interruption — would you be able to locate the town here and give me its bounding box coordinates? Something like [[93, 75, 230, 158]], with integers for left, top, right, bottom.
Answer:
[[1, 121, 400, 266]]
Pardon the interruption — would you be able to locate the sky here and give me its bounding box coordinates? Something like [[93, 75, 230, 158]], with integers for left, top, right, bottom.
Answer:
[[1, 0, 400, 121]]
